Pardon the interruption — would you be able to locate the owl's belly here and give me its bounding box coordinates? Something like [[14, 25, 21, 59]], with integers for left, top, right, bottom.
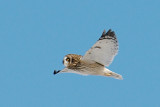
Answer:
[[69, 65, 105, 76]]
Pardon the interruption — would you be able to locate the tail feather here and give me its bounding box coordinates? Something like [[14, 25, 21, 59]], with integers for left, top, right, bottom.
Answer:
[[103, 68, 123, 80]]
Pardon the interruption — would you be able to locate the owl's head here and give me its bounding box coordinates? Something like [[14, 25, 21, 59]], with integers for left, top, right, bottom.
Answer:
[[63, 54, 82, 68]]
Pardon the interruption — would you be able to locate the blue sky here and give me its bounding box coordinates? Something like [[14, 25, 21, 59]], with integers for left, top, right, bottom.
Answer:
[[0, 0, 160, 107]]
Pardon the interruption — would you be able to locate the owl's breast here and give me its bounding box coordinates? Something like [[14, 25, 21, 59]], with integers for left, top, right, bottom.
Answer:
[[68, 60, 105, 75]]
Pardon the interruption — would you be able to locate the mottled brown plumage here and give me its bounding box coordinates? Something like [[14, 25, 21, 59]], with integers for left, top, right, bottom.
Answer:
[[64, 54, 82, 69]]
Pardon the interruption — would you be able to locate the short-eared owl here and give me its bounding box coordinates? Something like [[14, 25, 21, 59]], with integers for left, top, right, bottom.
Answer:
[[54, 29, 122, 80]]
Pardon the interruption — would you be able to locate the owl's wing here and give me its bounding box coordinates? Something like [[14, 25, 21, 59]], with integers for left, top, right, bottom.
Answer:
[[82, 29, 118, 66], [60, 68, 88, 75]]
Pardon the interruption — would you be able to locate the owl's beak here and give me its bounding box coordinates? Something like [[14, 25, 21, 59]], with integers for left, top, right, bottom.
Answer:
[[53, 70, 61, 75]]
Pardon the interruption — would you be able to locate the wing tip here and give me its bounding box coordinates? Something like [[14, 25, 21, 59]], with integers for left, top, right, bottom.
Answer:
[[102, 29, 106, 35], [105, 29, 115, 37], [100, 29, 116, 40]]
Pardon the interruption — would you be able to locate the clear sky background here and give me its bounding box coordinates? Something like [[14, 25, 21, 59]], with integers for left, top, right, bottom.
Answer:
[[0, 0, 160, 107]]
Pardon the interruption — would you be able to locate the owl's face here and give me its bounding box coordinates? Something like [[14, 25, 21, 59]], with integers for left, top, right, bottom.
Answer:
[[63, 54, 82, 68]]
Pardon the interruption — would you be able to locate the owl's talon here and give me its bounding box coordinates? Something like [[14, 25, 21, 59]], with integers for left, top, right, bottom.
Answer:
[[54, 70, 60, 75]]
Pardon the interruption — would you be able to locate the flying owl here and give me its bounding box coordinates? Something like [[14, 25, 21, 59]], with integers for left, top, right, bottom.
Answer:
[[54, 29, 122, 80]]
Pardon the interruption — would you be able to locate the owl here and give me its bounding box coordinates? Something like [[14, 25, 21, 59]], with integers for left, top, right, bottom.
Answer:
[[54, 29, 122, 80]]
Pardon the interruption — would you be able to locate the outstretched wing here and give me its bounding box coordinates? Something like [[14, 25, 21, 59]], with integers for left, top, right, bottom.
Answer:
[[54, 68, 88, 75], [82, 29, 118, 66]]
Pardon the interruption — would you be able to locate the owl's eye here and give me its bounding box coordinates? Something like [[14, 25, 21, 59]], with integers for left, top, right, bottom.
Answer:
[[66, 58, 70, 62]]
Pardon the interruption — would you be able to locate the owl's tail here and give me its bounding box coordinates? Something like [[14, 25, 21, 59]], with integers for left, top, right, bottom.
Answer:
[[103, 68, 123, 80]]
